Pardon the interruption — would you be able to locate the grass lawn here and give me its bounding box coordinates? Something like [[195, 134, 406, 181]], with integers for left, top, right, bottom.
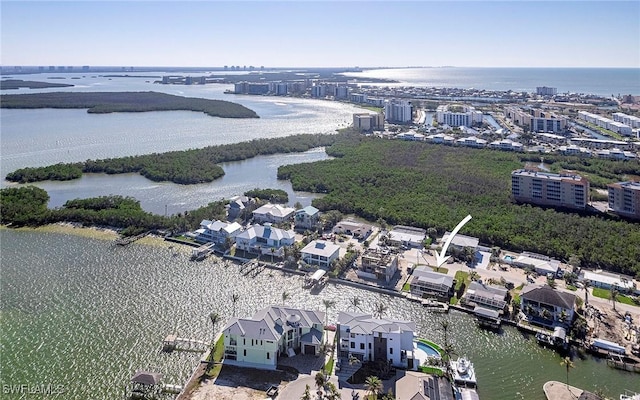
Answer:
[[323, 356, 334, 375], [402, 282, 411, 292], [431, 266, 449, 274], [592, 287, 638, 306], [454, 271, 469, 291]]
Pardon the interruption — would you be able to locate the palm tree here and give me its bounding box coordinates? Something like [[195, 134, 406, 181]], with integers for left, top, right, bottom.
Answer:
[[610, 287, 619, 312], [314, 371, 327, 395], [350, 296, 361, 312], [270, 247, 276, 264], [281, 291, 290, 306], [374, 302, 388, 319], [231, 293, 240, 317], [322, 299, 335, 343], [364, 375, 383, 400], [209, 312, 220, 347], [301, 384, 311, 400], [325, 382, 341, 400], [583, 280, 591, 307], [560, 356, 575, 390]]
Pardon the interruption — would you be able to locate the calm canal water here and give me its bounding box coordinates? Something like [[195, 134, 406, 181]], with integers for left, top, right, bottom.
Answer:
[[1, 230, 637, 399]]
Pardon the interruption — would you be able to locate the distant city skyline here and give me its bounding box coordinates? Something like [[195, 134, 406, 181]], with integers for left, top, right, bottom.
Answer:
[[1, 1, 639, 69]]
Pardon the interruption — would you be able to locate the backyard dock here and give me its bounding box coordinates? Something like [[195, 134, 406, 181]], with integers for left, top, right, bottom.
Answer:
[[115, 231, 149, 246], [162, 335, 210, 353]]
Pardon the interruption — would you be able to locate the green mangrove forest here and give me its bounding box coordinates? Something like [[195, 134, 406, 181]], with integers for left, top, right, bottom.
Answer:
[[277, 135, 640, 276], [5, 133, 339, 185], [0, 91, 258, 118], [0, 186, 226, 236], [1, 79, 74, 90]]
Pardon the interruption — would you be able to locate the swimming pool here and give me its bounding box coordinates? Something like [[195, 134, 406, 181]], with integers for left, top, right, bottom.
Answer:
[[503, 255, 515, 261], [415, 340, 441, 358]]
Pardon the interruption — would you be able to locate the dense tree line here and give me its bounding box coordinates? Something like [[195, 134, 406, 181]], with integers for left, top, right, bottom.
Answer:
[[244, 188, 288, 203], [0, 187, 227, 236], [0, 91, 258, 118], [1, 79, 74, 90], [278, 136, 640, 276], [6, 163, 84, 183], [6, 133, 340, 184]]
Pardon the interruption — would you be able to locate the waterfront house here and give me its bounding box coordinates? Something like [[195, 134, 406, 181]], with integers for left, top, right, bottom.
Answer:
[[461, 281, 508, 313], [234, 223, 295, 258], [337, 311, 416, 368], [388, 225, 426, 248], [222, 306, 325, 370], [193, 220, 242, 245], [580, 270, 636, 294], [300, 240, 340, 268], [357, 248, 399, 283], [520, 285, 576, 327], [227, 195, 253, 220], [409, 266, 454, 302], [252, 204, 295, 224], [395, 371, 455, 400], [294, 206, 320, 230]]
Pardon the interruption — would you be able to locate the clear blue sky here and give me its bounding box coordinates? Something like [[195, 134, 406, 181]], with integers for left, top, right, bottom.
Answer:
[[1, 1, 639, 68]]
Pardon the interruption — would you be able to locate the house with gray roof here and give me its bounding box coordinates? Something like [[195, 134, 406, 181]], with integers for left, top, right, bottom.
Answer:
[[234, 223, 295, 257], [441, 232, 479, 252], [223, 306, 325, 370], [461, 281, 509, 312], [520, 285, 576, 328], [294, 206, 320, 230], [252, 203, 295, 224], [388, 225, 426, 248], [409, 266, 454, 302], [337, 312, 416, 368], [301, 240, 340, 268], [395, 371, 455, 400], [193, 219, 242, 245]]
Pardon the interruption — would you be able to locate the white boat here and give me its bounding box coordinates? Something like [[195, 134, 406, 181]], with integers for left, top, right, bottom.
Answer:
[[450, 356, 477, 388]]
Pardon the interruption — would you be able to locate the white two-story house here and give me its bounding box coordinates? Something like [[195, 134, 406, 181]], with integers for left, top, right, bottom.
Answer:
[[234, 223, 295, 257], [222, 306, 325, 370], [294, 206, 321, 230], [252, 204, 296, 224], [193, 219, 243, 245], [337, 312, 416, 368]]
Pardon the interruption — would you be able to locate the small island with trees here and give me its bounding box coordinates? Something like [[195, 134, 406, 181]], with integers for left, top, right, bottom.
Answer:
[[0, 91, 259, 118], [1, 79, 74, 90]]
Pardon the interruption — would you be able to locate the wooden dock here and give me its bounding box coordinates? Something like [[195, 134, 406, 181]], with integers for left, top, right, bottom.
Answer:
[[162, 335, 209, 353], [115, 231, 149, 246]]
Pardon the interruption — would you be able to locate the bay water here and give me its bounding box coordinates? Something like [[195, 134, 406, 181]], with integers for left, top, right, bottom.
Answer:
[[1, 70, 639, 399]]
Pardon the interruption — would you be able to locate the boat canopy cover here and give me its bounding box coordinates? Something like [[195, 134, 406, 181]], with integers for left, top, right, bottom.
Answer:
[[553, 326, 566, 340], [310, 269, 326, 281]]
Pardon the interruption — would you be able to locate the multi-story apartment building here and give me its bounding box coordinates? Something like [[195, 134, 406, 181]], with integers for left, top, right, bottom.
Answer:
[[436, 105, 483, 127], [384, 100, 413, 124], [223, 306, 325, 369], [536, 86, 558, 96], [511, 169, 589, 210], [612, 112, 640, 129], [578, 111, 633, 136], [504, 107, 567, 133], [353, 113, 384, 131], [608, 181, 640, 220]]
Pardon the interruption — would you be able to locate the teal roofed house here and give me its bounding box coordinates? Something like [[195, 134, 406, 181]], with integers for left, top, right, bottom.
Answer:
[[295, 206, 320, 230]]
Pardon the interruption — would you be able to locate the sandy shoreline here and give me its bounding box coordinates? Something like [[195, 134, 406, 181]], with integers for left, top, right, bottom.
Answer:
[[3, 223, 174, 248]]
